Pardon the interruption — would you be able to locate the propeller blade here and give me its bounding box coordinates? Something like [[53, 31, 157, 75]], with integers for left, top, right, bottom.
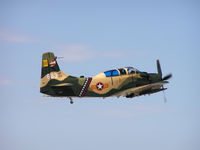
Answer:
[[163, 90, 167, 103], [162, 85, 167, 103], [162, 73, 172, 80], [156, 59, 162, 77]]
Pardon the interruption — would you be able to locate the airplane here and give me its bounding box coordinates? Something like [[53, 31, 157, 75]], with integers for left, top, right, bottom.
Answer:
[[40, 52, 172, 104]]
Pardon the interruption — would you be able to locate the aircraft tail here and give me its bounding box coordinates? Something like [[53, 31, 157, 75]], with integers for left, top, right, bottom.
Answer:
[[40, 52, 69, 93], [41, 52, 60, 78]]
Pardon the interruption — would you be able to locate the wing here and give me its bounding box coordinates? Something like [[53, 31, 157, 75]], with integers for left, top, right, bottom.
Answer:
[[113, 81, 168, 98], [51, 83, 73, 87]]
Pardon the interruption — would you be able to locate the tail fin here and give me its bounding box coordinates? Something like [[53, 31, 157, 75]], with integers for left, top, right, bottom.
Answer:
[[40, 52, 70, 94], [41, 52, 60, 78]]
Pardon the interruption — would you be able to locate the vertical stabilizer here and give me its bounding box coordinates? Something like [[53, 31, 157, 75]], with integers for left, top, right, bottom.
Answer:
[[41, 52, 60, 78], [40, 52, 69, 94]]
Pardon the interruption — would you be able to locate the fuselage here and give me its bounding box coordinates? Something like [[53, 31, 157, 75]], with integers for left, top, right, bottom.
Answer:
[[40, 52, 170, 101], [40, 67, 162, 98]]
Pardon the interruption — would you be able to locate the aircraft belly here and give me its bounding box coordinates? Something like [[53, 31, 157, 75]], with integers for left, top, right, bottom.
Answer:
[[51, 86, 76, 96]]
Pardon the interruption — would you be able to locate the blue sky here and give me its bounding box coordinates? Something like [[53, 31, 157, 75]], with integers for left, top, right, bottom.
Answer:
[[0, 0, 199, 150]]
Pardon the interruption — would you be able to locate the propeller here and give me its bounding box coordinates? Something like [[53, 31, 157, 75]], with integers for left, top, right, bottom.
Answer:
[[162, 85, 167, 103], [162, 73, 172, 81], [156, 59, 172, 103], [157, 59, 172, 81]]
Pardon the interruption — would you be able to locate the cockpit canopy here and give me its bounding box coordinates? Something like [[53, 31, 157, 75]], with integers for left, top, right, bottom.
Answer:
[[126, 67, 141, 74], [104, 67, 141, 77]]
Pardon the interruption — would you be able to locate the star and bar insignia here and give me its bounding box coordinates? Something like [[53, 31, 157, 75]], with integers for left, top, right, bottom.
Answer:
[[91, 82, 109, 91]]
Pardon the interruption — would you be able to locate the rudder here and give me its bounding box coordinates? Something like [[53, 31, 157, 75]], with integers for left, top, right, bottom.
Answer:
[[41, 52, 60, 78]]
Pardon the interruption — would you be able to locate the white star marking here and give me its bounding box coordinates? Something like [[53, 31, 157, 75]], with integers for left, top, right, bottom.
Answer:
[[97, 83, 103, 90]]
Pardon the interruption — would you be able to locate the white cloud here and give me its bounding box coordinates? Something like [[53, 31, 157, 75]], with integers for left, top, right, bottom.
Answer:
[[0, 28, 36, 43], [0, 75, 12, 86], [55, 44, 149, 63]]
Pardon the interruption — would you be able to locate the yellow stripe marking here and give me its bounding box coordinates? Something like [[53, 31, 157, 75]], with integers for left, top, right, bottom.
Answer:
[[43, 60, 48, 67]]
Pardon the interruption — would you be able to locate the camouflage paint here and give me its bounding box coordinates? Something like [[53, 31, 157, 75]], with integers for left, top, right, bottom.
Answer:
[[40, 52, 169, 98]]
